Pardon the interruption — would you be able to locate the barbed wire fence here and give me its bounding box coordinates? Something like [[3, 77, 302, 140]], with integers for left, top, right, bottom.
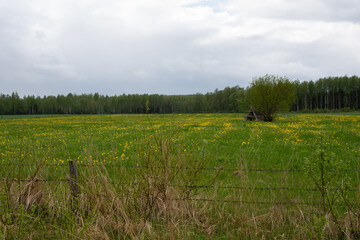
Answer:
[[1, 161, 359, 208]]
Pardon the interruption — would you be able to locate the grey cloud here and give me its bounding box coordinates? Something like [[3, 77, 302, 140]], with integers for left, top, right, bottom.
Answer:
[[223, 0, 360, 23], [1, 0, 360, 96]]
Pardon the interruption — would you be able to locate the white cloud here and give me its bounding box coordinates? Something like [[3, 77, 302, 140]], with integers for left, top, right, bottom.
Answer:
[[0, 0, 360, 96]]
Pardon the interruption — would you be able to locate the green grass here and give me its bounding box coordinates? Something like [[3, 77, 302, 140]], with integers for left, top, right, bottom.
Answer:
[[2, 113, 358, 166], [1, 113, 360, 239]]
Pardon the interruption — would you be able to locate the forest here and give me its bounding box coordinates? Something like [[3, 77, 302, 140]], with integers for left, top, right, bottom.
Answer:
[[293, 75, 359, 112], [0, 75, 359, 115]]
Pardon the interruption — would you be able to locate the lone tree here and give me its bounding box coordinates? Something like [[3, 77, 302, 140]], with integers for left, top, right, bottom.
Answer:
[[246, 75, 296, 121]]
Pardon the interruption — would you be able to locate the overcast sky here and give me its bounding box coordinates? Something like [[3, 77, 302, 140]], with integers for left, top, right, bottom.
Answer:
[[1, 0, 360, 96]]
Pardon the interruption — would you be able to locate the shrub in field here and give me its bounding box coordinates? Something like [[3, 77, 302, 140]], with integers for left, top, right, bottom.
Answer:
[[246, 75, 296, 121]]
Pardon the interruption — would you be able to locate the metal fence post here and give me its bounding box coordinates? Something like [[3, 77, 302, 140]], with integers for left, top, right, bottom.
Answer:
[[69, 160, 79, 212]]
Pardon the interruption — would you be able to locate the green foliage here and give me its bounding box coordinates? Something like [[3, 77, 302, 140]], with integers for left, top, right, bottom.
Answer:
[[304, 135, 348, 212], [294, 75, 360, 111], [1, 75, 360, 115], [246, 75, 296, 121], [307, 214, 327, 239], [145, 98, 150, 113], [304, 134, 354, 238], [0, 86, 247, 115]]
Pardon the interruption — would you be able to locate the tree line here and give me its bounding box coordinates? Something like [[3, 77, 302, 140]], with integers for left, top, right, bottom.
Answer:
[[0, 86, 247, 115], [0, 75, 359, 115], [293, 75, 360, 112]]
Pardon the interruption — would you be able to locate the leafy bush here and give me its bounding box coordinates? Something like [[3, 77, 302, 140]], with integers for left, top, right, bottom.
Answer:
[[246, 75, 296, 121]]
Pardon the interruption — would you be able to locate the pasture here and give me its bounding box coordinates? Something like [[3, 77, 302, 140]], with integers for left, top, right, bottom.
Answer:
[[0, 113, 360, 239]]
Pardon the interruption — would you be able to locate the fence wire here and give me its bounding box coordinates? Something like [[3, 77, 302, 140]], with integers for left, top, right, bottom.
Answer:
[[1, 178, 359, 192], [1, 161, 360, 207], [2, 162, 360, 172], [170, 198, 359, 207], [1, 191, 357, 208]]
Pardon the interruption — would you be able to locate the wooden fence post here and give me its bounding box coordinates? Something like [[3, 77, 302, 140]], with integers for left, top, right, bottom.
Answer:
[[69, 160, 79, 212]]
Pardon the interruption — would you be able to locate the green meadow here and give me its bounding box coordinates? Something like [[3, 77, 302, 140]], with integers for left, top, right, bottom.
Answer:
[[1, 113, 360, 239]]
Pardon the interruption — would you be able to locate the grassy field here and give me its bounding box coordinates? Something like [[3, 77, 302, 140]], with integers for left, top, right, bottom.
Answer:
[[1, 113, 360, 239]]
